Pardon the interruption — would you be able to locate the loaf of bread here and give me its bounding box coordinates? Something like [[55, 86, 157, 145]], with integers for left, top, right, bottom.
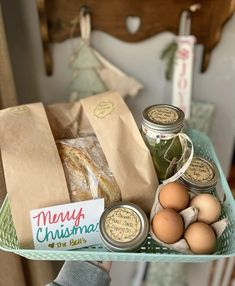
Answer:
[[57, 135, 121, 207]]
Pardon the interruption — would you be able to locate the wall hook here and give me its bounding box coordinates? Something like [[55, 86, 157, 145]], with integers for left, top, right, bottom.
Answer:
[[189, 3, 202, 13], [80, 5, 90, 16]]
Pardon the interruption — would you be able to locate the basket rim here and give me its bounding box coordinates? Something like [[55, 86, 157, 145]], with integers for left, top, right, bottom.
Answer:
[[0, 244, 235, 262]]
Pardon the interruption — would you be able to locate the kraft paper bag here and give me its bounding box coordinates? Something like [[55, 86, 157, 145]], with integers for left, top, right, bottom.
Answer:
[[80, 92, 158, 213], [0, 103, 70, 248], [0, 92, 158, 248], [47, 92, 158, 214]]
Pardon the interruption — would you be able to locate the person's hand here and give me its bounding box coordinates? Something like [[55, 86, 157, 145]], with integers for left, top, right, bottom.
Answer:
[[90, 261, 112, 273]]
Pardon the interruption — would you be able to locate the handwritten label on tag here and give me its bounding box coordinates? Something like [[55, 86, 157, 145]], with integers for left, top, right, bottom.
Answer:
[[30, 199, 104, 250]]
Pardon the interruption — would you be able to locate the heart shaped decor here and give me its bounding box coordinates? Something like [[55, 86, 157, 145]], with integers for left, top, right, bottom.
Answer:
[[126, 16, 141, 34]]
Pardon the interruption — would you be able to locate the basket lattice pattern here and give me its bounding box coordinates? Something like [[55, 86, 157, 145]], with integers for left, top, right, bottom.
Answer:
[[0, 129, 234, 262]]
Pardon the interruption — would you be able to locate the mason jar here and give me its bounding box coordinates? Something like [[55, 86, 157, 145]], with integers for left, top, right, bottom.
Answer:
[[177, 156, 218, 193], [99, 202, 149, 252], [141, 104, 185, 182]]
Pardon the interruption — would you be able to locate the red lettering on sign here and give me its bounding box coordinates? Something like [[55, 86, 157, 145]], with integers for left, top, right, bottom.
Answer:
[[33, 208, 85, 227]]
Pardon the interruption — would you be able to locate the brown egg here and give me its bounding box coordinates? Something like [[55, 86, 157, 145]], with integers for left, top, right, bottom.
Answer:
[[159, 182, 190, 212], [190, 194, 221, 224], [184, 222, 216, 254], [152, 209, 184, 244]]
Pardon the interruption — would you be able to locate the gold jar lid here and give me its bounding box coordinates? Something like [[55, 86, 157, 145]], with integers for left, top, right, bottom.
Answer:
[[99, 202, 149, 252], [178, 156, 218, 192], [142, 104, 185, 134]]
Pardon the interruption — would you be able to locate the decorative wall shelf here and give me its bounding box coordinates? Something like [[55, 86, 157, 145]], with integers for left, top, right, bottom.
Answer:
[[37, 0, 235, 75]]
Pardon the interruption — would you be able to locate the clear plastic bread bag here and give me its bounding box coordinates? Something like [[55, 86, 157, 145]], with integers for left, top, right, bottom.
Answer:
[[57, 134, 121, 207]]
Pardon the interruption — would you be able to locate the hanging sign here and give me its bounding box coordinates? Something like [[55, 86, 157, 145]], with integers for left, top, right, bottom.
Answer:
[[172, 36, 196, 119], [30, 198, 104, 250]]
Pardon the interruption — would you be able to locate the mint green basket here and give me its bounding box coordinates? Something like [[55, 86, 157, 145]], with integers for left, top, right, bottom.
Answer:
[[0, 129, 234, 262]]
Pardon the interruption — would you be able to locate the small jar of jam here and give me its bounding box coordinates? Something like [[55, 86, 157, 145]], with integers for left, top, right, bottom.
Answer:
[[99, 202, 149, 252], [177, 156, 218, 193]]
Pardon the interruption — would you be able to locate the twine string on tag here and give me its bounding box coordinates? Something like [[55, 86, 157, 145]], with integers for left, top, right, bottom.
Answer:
[[80, 10, 91, 43], [69, 8, 92, 54], [142, 125, 194, 183], [162, 133, 194, 184]]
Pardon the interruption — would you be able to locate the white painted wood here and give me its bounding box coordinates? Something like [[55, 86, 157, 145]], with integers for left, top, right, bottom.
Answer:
[[222, 258, 235, 286], [110, 262, 137, 286], [131, 262, 147, 286], [211, 259, 226, 286], [186, 262, 212, 286], [172, 36, 195, 119]]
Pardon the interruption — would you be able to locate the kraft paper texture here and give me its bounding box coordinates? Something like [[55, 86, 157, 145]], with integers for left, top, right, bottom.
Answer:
[[0, 92, 158, 248], [81, 92, 158, 213], [47, 92, 158, 214], [0, 103, 70, 248]]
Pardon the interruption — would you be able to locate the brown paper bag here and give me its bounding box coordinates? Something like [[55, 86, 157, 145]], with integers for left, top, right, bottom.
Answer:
[[80, 92, 158, 213], [0, 103, 70, 248], [47, 92, 158, 213], [0, 92, 158, 248]]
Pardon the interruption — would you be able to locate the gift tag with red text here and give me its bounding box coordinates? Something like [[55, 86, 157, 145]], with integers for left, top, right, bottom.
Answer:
[[30, 198, 104, 250]]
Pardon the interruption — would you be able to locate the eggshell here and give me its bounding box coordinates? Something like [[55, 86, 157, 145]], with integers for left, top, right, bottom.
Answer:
[[184, 222, 216, 254], [152, 209, 184, 244], [159, 182, 190, 212], [190, 194, 221, 224]]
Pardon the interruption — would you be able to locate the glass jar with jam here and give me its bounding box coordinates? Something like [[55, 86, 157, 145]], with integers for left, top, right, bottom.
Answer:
[[99, 202, 149, 252], [141, 104, 185, 182], [177, 156, 218, 193]]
